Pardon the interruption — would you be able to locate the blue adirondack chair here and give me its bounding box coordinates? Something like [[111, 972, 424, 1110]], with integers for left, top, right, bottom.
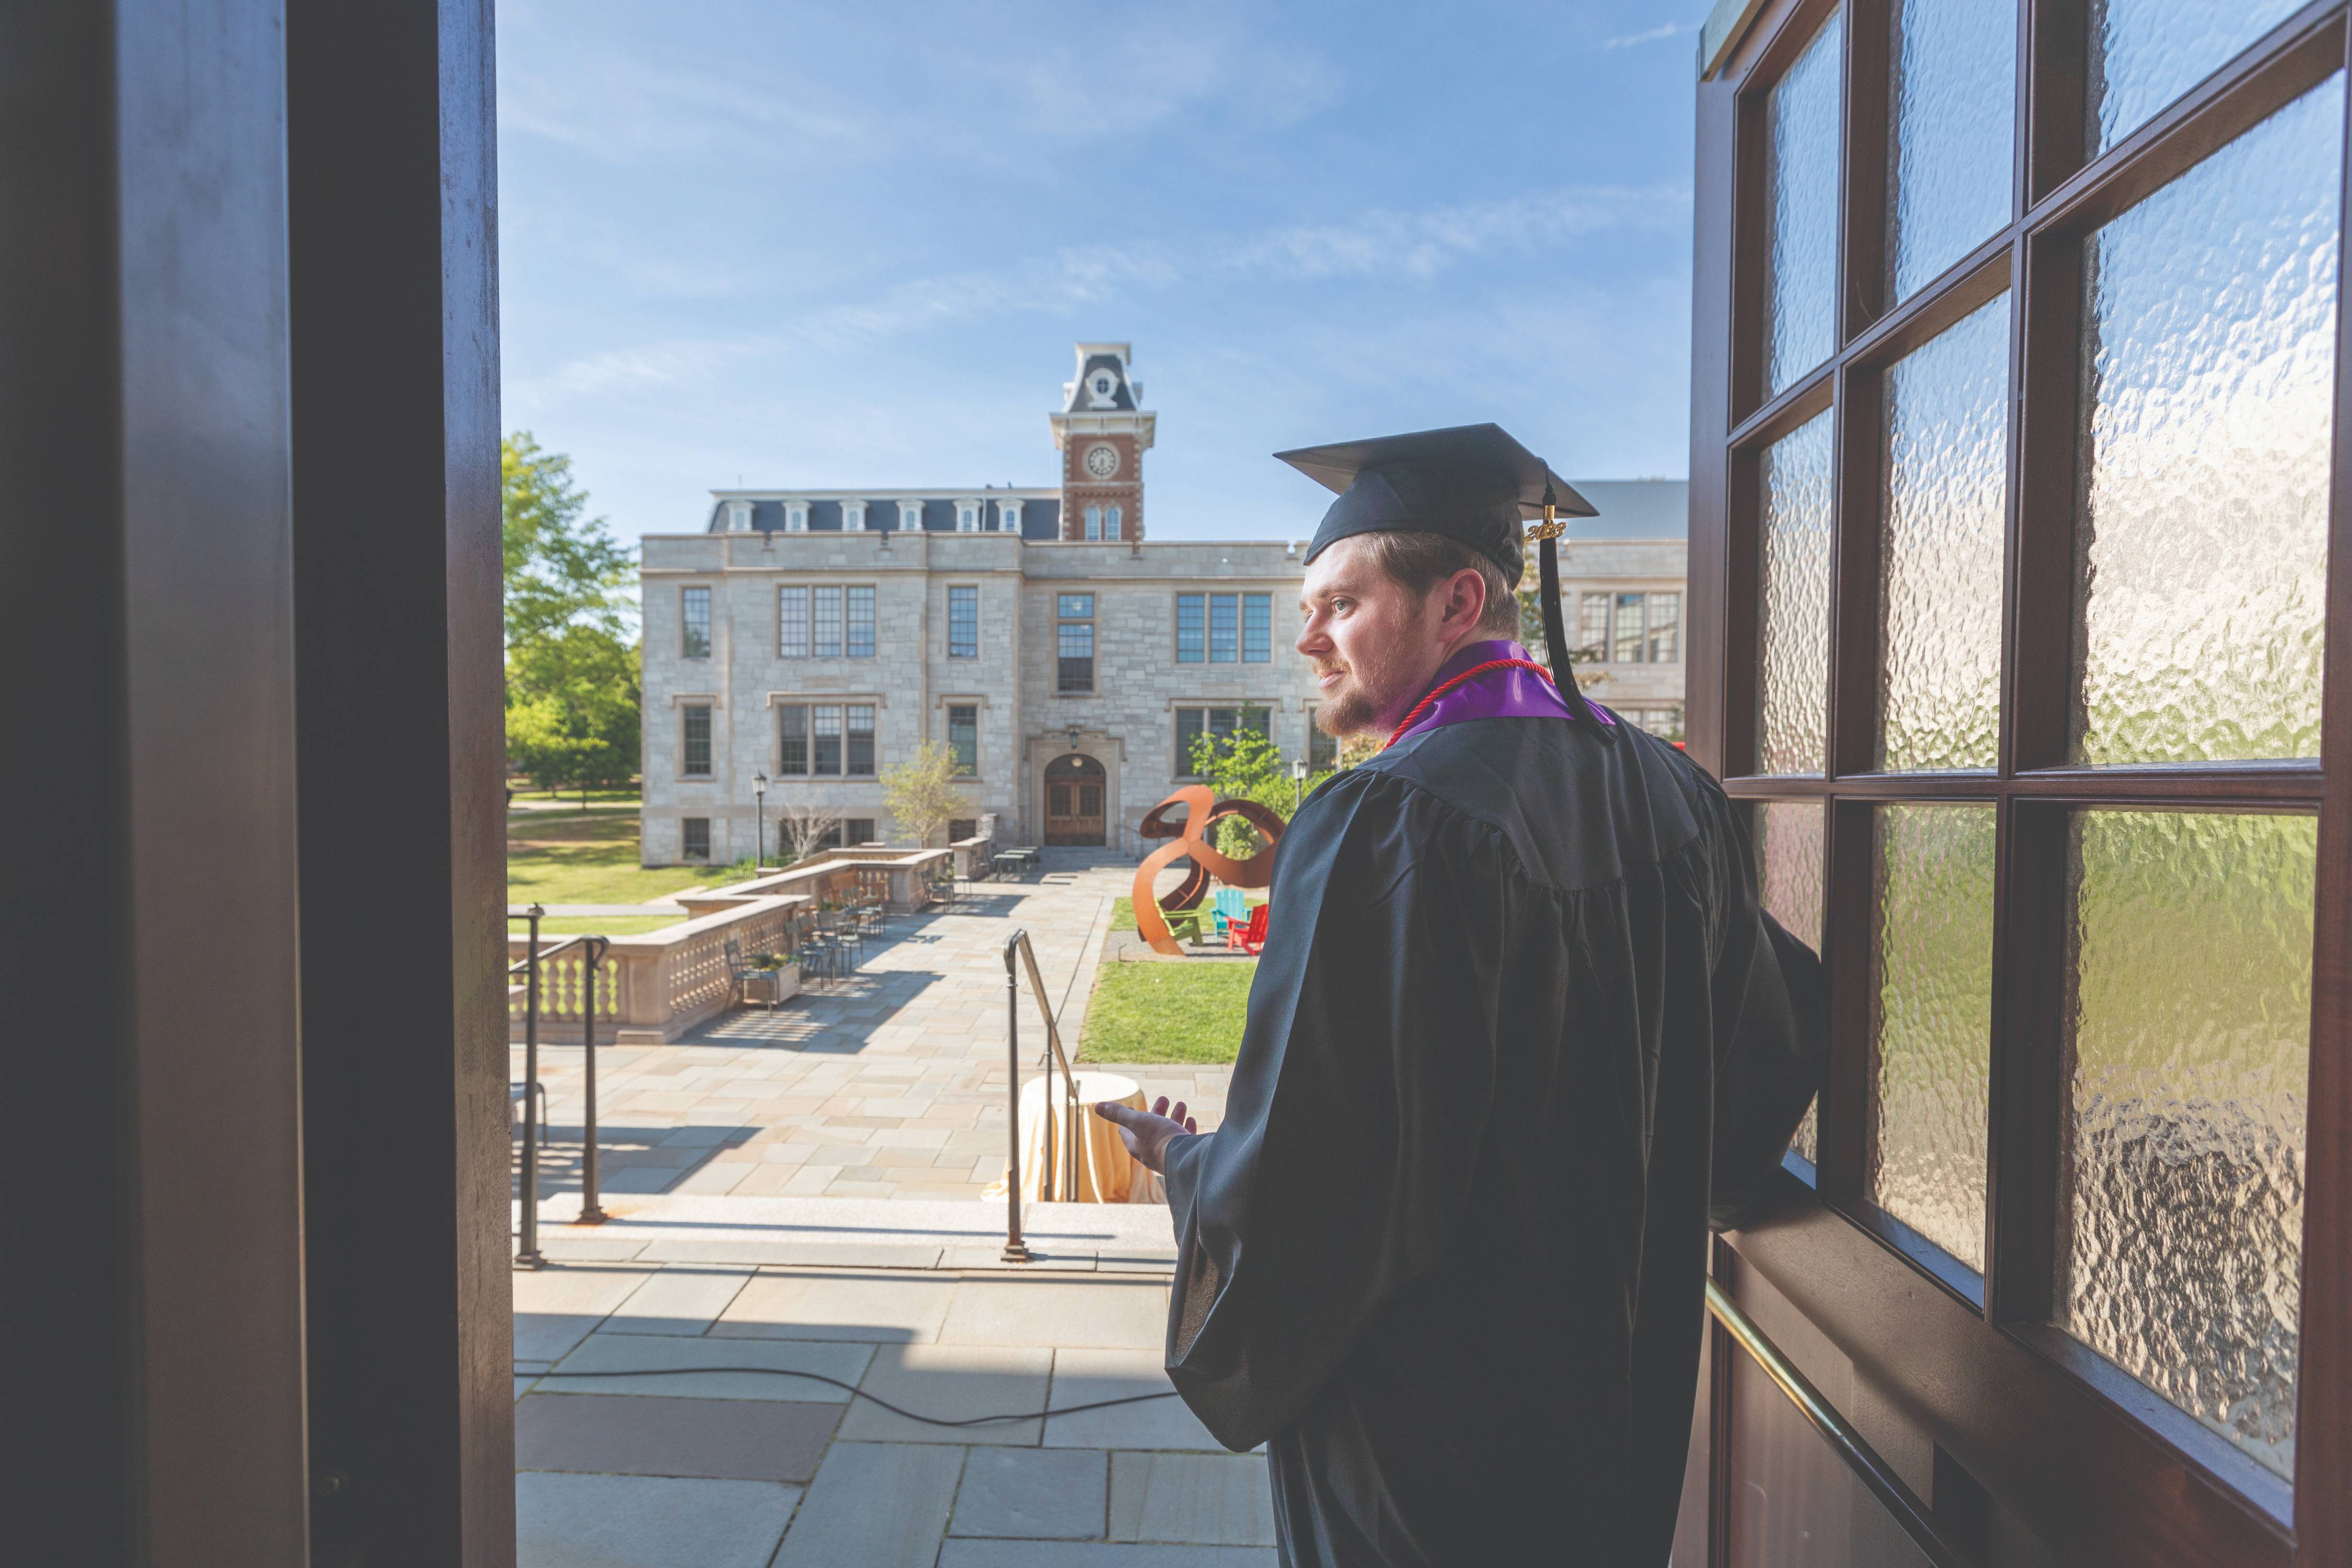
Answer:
[[1212, 887, 1249, 938]]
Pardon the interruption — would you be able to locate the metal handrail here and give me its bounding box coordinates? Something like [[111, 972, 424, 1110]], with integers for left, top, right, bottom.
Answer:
[[999, 927, 1080, 1261], [510, 905, 611, 1267], [1704, 1277, 1971, 1568]]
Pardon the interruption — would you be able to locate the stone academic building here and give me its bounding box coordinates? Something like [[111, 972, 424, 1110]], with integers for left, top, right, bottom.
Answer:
[[639, 342, 1687, 863]]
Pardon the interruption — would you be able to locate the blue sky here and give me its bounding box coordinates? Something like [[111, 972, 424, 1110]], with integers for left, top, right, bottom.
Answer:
[[497, 1, 1703, 545]]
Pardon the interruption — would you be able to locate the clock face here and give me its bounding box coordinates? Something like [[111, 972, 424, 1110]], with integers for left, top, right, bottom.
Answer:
[[1083, 443, 1121, 479]]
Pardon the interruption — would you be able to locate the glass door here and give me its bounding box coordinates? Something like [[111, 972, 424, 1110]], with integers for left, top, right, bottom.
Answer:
[[1686, 3, 2351, 1565]]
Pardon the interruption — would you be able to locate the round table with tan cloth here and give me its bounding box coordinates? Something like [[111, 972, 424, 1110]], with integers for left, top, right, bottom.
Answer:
[[983, 1070, 1166, 1205]]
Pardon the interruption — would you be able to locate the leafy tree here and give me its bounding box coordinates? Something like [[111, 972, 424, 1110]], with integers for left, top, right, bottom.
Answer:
[[502, 433, 639, 804], [1517, 579, 1604, 698], [880, 741, 971, 847], [1187, 724, 1343, 857]]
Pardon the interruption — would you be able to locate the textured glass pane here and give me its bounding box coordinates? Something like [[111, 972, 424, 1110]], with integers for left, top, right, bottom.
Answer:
[[1765, 9, 1844, 395], [1867, 805, 1994, 1271], [1879, 294, 2009, 771], [1887, 0, 2016, 301], [2087, 0, 2306, 154], [2060, 810, 2315, 1478], [2072, 76, 2341, 765], [1754, 801, 1827, 1165], [1758, 410, 1835, 775]]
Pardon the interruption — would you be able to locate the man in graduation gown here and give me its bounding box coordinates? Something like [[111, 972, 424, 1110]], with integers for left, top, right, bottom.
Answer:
[[1097, 424, 1825, 1567]]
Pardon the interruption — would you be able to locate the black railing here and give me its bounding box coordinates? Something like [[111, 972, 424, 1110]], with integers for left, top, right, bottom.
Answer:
[[999, 927, 1079, 1262], [509, 904, 610, 1268]]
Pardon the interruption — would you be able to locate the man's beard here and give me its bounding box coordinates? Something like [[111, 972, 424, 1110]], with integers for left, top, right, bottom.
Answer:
[[1313, 642, 1423, 741]]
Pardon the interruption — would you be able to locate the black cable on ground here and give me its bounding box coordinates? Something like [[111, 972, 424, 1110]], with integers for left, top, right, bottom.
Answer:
[[523, 1364, 1181, 1428]]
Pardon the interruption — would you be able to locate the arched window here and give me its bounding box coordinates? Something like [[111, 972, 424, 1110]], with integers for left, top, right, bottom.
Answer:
[[1106, 504, 1123, 538], [1084, 505, 1102, 540]]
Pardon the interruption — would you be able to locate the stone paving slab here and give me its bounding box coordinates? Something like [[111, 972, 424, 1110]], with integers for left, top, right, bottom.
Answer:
[[1110, 1452, 1277, 1546], [713, 1268, 961, 1343], [950, 1447, 1110, 1539], [836, 1343, 1053, 1446], [770, 1441, 965, 1568], [603, 1265, 754, 1335], [938, 1542, 1278, 1567], [537, 1330, 873, 1402], [515, 1472, 800, 1568], [516, 1391, 838, 1482]]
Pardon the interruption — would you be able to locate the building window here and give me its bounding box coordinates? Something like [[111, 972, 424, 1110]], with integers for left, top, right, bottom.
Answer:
[[846, 817, 877, 845], [1613, 593, 1650, 664], [1107, 504, 1123, 538], [1175, 706, 1270, 776], [898, 501, 922, 532], [998, 499, 1022, 532], [812, 706, 842, 774], [1646, 593, 1681, 664], [814, 586, 844, 657], [1175, 592, 1273, 664], [779, 705, 808, 774], [957, 502, 979, 532], [682, 586, 712, 659], [842, 500, 867, 532], [1308, 715, 1338, 772], [949, 817, 977, 843], [1057, 593, 1094, 693], [847, 705, 875, 776], [948, 586, 978, 658], [682, 705, 712, 777], [785, 501, 809, 533], [948, 704, 978, 776], [682, 817, 710, 860], [1083, 505, 1103, 540], [1625, 705, 1685, 742], [780, 586, 810, 658], [763, 705, 869, 776], [724, 501, 752, 532], [847, 585, 875, 658], [1577, 592, 1610, 662]]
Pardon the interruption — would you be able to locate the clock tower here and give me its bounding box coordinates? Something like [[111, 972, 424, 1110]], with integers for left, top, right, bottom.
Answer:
[[1049, 342, 1154, 541]]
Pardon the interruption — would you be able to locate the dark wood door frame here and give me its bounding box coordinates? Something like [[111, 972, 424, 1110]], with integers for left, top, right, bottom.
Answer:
[[0, 1, 509, 1562]]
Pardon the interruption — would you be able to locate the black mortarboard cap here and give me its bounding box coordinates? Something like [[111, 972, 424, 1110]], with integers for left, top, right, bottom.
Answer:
[[1277, 423, 1596, 587], [1276, 421, 1615, 735]]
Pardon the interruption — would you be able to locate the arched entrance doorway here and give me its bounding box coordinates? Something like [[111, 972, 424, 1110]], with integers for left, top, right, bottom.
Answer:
[[1043, 753, 1105, 846]]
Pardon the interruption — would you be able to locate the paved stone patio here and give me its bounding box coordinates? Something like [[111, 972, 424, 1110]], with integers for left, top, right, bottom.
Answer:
[[512, 852, 1261, 1565], [514, 854, 1232, 1206]]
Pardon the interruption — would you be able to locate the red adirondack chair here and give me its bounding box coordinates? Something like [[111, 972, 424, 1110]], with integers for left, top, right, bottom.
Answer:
[[1228, 903, 1270, 955]]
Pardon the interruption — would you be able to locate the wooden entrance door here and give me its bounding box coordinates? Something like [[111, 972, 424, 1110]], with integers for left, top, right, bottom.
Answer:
[[1684, 6, 2352, 1567], [1044, 753, 1105, 845]]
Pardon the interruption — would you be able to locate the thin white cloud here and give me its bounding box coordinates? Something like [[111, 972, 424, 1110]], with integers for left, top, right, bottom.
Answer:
[[508, 183, 1692, 408], [1601, 22, 1693, 50]]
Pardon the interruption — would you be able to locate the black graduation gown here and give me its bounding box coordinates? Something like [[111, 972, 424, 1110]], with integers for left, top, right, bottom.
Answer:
[[1159, 713, 1825, 1567]]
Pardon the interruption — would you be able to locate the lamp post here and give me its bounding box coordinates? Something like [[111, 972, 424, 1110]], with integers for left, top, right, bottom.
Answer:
[[752, 771, 768, 870], [1292, 758, 1308, 816]]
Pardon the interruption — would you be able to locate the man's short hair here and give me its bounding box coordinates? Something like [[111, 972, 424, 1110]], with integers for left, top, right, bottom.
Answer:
[[1357, 529, 1524, 639]]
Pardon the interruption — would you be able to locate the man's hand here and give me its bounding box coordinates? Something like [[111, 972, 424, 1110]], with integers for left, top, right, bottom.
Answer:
[[1093, 1096, 1197, 1175]]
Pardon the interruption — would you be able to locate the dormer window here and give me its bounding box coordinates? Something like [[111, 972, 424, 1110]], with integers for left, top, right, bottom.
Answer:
[[724, 500, 753, 532], [956, 501, 980, 533], [842, 500, 867, 532], [785, 502, 810, 533], [998, 499, 1022, 533], [1087, 370, 1118, 408], [898, 501, 923, 532]]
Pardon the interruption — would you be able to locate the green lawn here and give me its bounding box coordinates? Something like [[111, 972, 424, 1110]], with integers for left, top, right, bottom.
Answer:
[[1111, 892, 1265, 937], [506, 803, 725, 906], [1078, 960, 1255, 1065], [508, 914, 682, 937]]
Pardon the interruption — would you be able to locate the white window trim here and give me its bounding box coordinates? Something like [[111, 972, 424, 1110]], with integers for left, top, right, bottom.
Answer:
[[842, 500, 868, 532], [785, 501, 810, 533], [896, 500, 923, 533], [955, 499, 981, 533], [998, 498, 1022, 533], [724, 500, 753, 532]]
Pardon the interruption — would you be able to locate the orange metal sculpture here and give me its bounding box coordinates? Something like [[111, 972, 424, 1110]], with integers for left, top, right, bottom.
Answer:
[[1131, 785, 1288, 956]]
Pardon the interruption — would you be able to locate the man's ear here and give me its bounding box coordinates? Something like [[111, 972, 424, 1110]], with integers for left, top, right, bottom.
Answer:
[[1439, 566, 1488, 637]]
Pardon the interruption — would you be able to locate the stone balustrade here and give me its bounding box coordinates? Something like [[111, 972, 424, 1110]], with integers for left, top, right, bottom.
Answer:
[[507, 893, 809, 1045]]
